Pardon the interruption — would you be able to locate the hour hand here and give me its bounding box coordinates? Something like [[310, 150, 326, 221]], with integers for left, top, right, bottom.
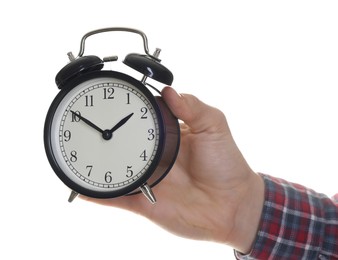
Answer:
[[109, 113, 134, 134], [70, 110, 104, 134]]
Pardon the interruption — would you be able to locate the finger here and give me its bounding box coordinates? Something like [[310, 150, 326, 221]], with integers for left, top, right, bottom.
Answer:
[[161, 86, 229, 133], [80, 193, 152, 215]]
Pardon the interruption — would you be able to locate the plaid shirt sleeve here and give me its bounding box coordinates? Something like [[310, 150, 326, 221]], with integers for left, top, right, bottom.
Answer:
[[234, 174, 338, 260]]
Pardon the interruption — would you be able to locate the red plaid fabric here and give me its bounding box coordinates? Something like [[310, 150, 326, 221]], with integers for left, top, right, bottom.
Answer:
[[235, 174, 338, 259]]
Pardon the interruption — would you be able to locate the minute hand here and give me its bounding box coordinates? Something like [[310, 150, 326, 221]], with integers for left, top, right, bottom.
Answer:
[[109, 113, 134, 134], [70, 110, 104, 133]]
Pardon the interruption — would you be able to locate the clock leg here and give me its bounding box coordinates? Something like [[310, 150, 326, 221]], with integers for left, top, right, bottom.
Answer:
[[68, 190, 79, 203], [139, 183, 157, 204]]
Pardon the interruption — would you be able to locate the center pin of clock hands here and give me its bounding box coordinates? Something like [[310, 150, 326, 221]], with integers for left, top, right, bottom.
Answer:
[[70, 110, 134, 140]]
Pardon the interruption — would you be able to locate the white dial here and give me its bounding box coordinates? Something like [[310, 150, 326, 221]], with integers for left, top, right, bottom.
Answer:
[[50, 77, 161, 195]]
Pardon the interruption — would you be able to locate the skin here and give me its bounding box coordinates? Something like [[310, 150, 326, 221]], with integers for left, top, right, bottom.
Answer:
[[82, 86, 265, 254]]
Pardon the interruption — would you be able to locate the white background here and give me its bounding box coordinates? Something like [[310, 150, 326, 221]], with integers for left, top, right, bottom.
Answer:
[[1, 1, 337, 259]]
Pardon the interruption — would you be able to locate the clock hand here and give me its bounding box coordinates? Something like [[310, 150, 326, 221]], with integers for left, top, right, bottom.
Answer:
[[100, 113, 134, 141], [109, 113, 134, 134], [70, 110, 104, 133]]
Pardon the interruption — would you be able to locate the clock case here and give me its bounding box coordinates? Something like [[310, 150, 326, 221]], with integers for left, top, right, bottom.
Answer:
[[44, 28, 180, 202]]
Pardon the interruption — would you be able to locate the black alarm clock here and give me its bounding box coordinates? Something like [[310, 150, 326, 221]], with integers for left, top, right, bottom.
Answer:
[[44, 27, 180, 203]]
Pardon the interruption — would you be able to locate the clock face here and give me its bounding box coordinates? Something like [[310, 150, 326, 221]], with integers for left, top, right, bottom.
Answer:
[[47, 73, 163, 197]]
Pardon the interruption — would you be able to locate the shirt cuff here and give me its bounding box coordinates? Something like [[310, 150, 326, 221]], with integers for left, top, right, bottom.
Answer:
[[234, 174, 338, 259]]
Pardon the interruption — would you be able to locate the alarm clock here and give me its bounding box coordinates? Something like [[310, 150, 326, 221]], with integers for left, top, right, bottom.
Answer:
[[44, 27, 180, 204]]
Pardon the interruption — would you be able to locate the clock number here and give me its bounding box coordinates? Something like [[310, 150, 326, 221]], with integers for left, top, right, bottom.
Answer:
[[105, 171, 112, 183], [86, 165, 93, 177], [71, 111, 81, 122], [85, 95, 94, 107], [103, 87, 114, 100], [63, 130, 71, 142], [126, 166, 133, 178], [140, 107, 148, 119], [70, 150, 77, 162], [140, 150, 148, 161], [148, 129, 155, 140]]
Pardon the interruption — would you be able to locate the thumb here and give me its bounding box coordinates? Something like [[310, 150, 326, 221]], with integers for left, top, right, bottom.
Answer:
[[161, 86, 229, 133]]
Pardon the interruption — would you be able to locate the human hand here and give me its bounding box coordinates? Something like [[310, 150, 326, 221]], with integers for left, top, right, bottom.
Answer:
[[81, 86, 264, 253]]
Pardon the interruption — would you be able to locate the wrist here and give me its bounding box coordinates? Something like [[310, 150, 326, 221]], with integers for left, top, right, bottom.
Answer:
[[229, 172, 265, 253]]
